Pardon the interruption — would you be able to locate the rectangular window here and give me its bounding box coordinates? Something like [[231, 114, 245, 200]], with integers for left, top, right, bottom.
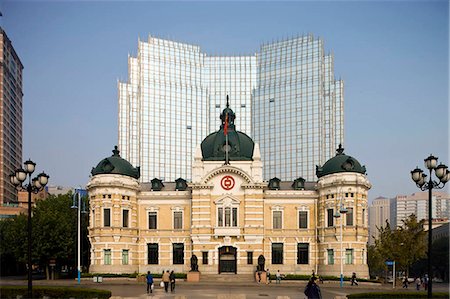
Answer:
[[273, 211, 282, 229], [122, 249, 129, 265], [299, 211, 308, 229], [297, 243, 309, 264], [104, 249, 111, 265], [327, 209, 334, 227], [173, 211, 182, 229], [225, 207, 231, 227], [147, 243, 158, 264], [247, 251, 253, 264], [104, 209, 111, 227], [149, 212, 157, 229], [218, 207, 223, 226], [202, 252, 208, 265], [362, 209, 365, 225], [346, 249, 354, 264], [122, 209, 129, 228], [346, 208, 353, 226], [232, 207, 238, 227], [272, 243, 283, 264], [327, 249, 334, 265], [173, 243, 184, 264]]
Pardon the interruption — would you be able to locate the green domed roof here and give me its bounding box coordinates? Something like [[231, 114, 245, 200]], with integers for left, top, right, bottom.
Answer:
[[201, 97, 254, 161], [91, 146, 140, 179], [316, 144, 366, 178]]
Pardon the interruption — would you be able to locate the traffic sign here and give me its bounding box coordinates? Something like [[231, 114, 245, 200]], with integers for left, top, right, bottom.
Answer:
[[385, 261, 394, 266]]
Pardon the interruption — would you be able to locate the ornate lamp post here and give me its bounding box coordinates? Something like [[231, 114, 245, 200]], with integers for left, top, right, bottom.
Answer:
[[71, 189, 87, 284], [411, 155, 449, 299], [333, 195, 348, 288], [10, 160, 49, 299]]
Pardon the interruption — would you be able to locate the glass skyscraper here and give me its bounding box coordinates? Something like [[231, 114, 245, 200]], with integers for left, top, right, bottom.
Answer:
[[119, 34, 343, 182]]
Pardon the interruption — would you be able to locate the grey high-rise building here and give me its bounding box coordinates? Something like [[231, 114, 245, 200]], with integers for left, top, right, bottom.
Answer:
[[368, 197, 391, 245], [118, 35, 343, 182], [0, 28, 23, 203]]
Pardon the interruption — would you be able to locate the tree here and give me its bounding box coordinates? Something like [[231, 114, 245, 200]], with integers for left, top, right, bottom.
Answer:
[[369, 215, 427, 279], [32, 193, 77, 278], [0, 193, 90, 279], [432, 236, 449, 282]]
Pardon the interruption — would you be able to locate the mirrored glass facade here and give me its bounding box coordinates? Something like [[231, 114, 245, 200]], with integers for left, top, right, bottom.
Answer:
[[119, 35, 343, 182]]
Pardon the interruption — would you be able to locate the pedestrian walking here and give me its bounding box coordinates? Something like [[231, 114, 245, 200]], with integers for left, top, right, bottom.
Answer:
[[415, 277, 421, 290], [257, 270, 262, 283], [276, 270, 282, 284], [146, 271, 154, 294], [304, 276, 322, 299], [266, 269, 271, 284], [402, 276, 408, 288], [351, 272, 358, 286], [423, 274, 428, 291], [170, 270, 176, 292], [162, 270, 170, 293]]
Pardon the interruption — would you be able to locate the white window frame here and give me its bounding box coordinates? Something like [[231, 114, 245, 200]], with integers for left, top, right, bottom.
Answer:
[[345, 248, 354, 265], [146, 206, 159, 230], [326, 208, 334, 227], [122, 208, 130, 228], [102, 207, 111, 227], [171, 206, 184, 230], [346, 207, 354, 226], [327, 249, 334, 265], [122, 249, 129, 265], [103, 249, 112, 265], [297, 206, 309, 229], [215, 197, 239, 228], [271, 206, 284, 229]]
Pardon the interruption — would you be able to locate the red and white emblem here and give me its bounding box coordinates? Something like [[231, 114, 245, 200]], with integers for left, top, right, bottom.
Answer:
[[220, 175, 235, 190]]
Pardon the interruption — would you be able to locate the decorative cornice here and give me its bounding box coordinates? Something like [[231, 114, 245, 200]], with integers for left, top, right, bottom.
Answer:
[[203, 165, 253, 184], [189, 184, 214, 190]]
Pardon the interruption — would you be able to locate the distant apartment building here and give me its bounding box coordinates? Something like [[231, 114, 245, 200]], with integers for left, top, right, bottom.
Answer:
[[368, 196, 391, 245], [46, 185, 73, 196], [393, 191, 449, 228], [118, 34, 344, 183], [0, 28, 23, 203]]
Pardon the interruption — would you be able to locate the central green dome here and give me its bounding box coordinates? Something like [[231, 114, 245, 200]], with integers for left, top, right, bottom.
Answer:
[[201, 97, 254, 161]]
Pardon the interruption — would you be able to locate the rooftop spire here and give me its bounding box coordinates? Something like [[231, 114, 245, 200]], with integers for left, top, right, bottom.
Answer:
[[336, 144, 344, 155], [112, 146, 120, 157], [226, 95, 230, 108]]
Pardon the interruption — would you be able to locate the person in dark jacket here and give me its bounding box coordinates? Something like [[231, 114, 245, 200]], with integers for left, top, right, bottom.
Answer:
[[170, 270, 176, 292], [351, 272, 358, 286], [146, 271, 154, 294], [304, 277, 322, 299]]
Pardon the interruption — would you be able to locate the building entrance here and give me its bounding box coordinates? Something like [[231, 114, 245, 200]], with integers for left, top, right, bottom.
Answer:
[[218, 246, 237, 274]]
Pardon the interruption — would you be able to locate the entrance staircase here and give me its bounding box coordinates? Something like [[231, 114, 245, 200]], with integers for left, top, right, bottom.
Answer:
[[201, 273, 255, 282]]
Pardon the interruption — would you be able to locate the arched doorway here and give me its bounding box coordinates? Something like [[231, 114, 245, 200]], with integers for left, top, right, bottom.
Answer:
[[218, 246, 237, 274]]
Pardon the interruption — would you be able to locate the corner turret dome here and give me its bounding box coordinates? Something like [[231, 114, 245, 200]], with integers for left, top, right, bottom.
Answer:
[[201, 96, 254, 161], [91, 146, 140, 179], [316, 144, 366, 178]]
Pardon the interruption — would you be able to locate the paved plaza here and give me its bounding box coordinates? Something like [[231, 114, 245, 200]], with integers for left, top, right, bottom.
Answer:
[[1, 278, 449, 299]]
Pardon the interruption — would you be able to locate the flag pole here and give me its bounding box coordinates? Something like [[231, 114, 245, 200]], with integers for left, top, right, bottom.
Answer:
[[225, 133, 229, 165]]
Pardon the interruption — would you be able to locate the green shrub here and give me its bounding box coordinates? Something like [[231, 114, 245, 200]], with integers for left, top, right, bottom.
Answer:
[[0, 286, 111, 299], [347, 292, 449, 298]]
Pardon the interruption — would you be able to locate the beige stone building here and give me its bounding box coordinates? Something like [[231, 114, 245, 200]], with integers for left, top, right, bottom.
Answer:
[[87, 105, 371, 278]]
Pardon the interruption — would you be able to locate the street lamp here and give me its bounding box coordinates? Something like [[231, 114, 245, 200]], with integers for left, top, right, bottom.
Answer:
[[71, 189, 87, 284], [333, 198, 348, 288], [411, 154, 449, 299], [10, 160, 49, 299]]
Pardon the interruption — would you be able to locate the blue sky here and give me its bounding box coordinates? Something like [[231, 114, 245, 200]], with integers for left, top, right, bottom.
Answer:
[[1, 1, 448, 200]]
